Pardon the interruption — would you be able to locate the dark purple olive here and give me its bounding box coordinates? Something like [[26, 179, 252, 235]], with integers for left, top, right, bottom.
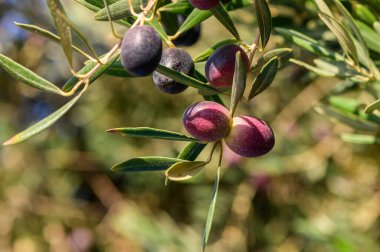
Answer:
[[224, 116, 275, 157], [153, 48, 194, 94], [205, 44, 249, 88], [183, 101, 231, 142], [173, 15, 201, 46], [121, 25, 162, 77], [188, 0, 219, 10]]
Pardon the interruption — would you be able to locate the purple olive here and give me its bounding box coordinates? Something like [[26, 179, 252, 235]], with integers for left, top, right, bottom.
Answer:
[[121, 25, 162, 77], [188, 0, 219, 10], [153, 48, 194, 94], [183, 101, 231, 142], [205, 44, 249, 88], [224, 116, 275, 157], [173, 15, 201, 46]]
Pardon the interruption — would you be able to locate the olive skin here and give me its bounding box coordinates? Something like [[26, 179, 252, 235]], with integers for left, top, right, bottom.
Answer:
[[224, 116, 275, 157], [173, 15, 201, 46], [183, 101, 231, 142], [188, 0, 219, 10], [153, 48, 194, 94], [121, 25, 162, 77], [205, 44, 249, 88]]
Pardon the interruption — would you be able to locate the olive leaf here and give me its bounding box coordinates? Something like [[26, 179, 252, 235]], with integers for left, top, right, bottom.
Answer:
[[3, 93, 83, 145], [165, 161, 207, 181], [94, 0, 147, 21], [202, 166, 221, 252], [364, 99, 380, 114], [340, 133, 380, 144], [210, 1, 241, 41], [155, 65, 223, 95], [275, 28, 344, 61], [314, 104, 379, 132], [251, 47, 292, 74], [0, 54, 63, 95], [230, 52, 247, 116], [254, 0, 272, 48], [176, 8, 212, 35], [55, 11, 100, 62], [158, 1, 193, 14], [46, 0, 73, 67], [318, 12, 358, 64], [177, 142, 207, 161], [354, 20, 380, 53], [249, 57, 278, 100], [15, 22, 92, 59], [194, 38, 238, 63], [62, 53, 119, 92], [112, 157, 187, 172], [106, 127, 199, 142]]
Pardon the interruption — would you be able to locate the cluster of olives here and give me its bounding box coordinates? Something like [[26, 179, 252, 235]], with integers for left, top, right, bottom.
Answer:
[[120, 0, 274, 158], [183, 101, 275, 157], [120, 24, 196, 94]]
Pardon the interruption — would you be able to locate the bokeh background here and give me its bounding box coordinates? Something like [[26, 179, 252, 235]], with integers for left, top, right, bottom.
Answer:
[[0, 0, 379, 251]]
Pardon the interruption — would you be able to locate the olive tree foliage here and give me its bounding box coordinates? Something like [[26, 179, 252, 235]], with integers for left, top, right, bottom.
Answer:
[[1, 0, 379, 250]]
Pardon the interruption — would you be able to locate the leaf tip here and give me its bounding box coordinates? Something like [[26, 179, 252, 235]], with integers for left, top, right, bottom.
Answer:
[[105, 129, 117, 134], [3, 138, 15, 146]]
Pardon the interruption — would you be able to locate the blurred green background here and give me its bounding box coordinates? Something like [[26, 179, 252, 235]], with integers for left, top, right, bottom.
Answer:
[[0, 0, 379, 251]]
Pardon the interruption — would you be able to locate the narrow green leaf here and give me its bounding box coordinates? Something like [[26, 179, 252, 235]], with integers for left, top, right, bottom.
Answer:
[[328, 96, 361, 114], [315, 0, 333, 16], [313, 58, 361, 77], [62, 53, 119, 92], [318, 12, 358, 63], [155, 65, 223, 95], [106, 127, 199, 142], [225, 0, 253, 11], [249, 57, 278, 100], [275, 28, 344, 61], [165, 161, 207, 181], [75, 0, 133, 26], [104, 68, 133, 77], [158, 1, 193, 14], [94, 0, 147, 21], [147, 18, 174, 47], [176, 8, 212, 35], [340, 133, 380, 144], [76, 0, 120, 11], [252, 47, 292, 74], [364, 99, 380, 114], [333, 0, 371, 64], [55, 11, 100, 61], [210, 2, 241, 41], [46, 0, 73, 67], [202, 166, 221, 252], [254, 0, 272, 48], [3, 93, 82, 145], [75, 0, 103, 11], [177, 142, 207, 161], [314, 104, 379, 132], [112, 156, 186, 172], [374, 22, 380, 35], [230, 52, 247, 116], [354, 20, 380, 53], [353, 3, 377, 25], [194, 38, 238, 63], [289, 58, 340, 77], [290, 58, 365, 82], [15, 22, 93, 59], [0, 54, 63, 95]]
